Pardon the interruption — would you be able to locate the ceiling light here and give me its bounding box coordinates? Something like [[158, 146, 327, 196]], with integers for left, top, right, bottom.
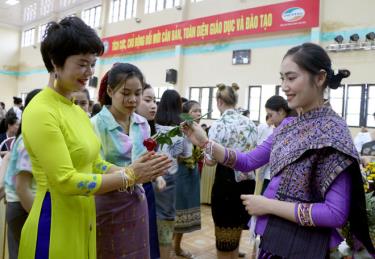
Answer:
[[5, 0, 19, 5], [334, 35, 344, 44], [349, 33, 359, 42]]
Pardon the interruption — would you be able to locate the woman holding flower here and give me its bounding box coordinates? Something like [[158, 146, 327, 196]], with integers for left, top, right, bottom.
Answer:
[[92, 63, 158, 258], [154, 89, 191, 258]]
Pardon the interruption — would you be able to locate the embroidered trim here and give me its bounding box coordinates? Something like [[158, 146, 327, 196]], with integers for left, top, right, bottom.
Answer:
[[214, 226, 242, 251], [297, 203, 315, 227]]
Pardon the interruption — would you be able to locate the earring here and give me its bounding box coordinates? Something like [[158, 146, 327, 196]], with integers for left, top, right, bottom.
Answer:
[[54, 73, 58, 89]]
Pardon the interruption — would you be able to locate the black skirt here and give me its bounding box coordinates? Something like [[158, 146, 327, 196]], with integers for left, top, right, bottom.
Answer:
[[211, 163, 255, 229]]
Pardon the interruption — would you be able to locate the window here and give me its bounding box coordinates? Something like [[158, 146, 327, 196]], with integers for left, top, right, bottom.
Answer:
[[327, 85, 345, 117], [40, 0, 54, 16], [38, 23, 48, 42], [21, 28, 35, 47], [189, 87, 219, 119], [275, 85, 287, 99], [23, 3, 37, 23], [20, 92, 28, 104], [108, 0, 137, 23], [154, 86, 169, 101], [247, 86, 262, 123], [345, 85, 364, 127], [365, 85, 375, 127], [145, 0, 181, 14], [87, 87, 96, 101], [81, 5, 101, 28], [60, 0, 76, 9]]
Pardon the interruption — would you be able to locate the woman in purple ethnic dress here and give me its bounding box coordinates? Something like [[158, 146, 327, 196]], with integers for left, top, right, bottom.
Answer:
[[183, 43, 375, 258]]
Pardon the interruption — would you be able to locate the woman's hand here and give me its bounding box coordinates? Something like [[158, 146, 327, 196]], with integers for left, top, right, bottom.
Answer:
[[131, 152, 172, 184], [181, 122, 208, 147], [240, 194, 271, 216], [155, 176, 166, 191]]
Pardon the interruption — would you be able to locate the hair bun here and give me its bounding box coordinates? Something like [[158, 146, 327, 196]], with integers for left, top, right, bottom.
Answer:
[[231, 83, 240, 91], [329, 69, 350, 89], [216, 83, 226, 91], [338, 69, 350, 78]]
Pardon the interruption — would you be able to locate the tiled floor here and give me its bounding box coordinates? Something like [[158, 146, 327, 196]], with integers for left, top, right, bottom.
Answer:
[[177, 204, 255, 259]]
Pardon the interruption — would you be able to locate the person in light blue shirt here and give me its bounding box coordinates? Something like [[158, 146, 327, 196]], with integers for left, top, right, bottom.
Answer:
[[4, 89, 40, 259], [91, 63, 152, 259]]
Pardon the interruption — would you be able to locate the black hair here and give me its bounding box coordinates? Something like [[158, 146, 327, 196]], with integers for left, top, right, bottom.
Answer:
[[16, 89, 42, 138], [0, 111, 18, 134], [83, 88, 90, 101], [265, 95, 296, 117], [0, 102, 4, 109], [284, 43, 350, 90], [242, 109, 250, 117], [91, 103, 102, 117], [41, 16, 104, 73], [155, 89, 182, 126], [181, 97, 189, 104], [373, 112, 375, 117], [144, 83, 152, 91], [100, 63, 145, 106], [182, 100, 199, 113], [142, 83, 156, 135], [13, 97, 22, 105]]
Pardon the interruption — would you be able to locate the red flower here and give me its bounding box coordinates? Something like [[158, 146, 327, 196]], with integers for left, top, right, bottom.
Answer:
[[143, 138, 157, 151]]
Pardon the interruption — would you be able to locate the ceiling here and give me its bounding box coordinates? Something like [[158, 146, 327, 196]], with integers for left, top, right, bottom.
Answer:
[[0, 0, 96, 28], [0, 0, 26, 27]]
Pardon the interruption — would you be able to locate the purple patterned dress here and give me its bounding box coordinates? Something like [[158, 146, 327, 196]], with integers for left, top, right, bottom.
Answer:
[[233, 106, 374, 258]]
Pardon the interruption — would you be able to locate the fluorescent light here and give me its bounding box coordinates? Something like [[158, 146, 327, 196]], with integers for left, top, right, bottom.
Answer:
[[6, 0, 19, 5]]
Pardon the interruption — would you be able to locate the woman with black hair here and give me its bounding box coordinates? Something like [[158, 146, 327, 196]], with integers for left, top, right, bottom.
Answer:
[[91, 63, 155, 258], [173, 100, 202, 259], [4, 89, 41, 259], [154, 89, 190, 259], [19, 17, 170, 259], [183, 43, 375, 258], [265, 95, 296, 127], [0, 112, 19, 155], [136, 83, 164, 259]]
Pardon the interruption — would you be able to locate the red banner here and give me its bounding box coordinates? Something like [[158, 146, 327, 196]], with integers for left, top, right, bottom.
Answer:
[[102, 0, 319, 57]]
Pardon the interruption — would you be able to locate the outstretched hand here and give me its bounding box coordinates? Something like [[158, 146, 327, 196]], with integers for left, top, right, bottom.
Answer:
[[131, 151, 172, 184], [181, 122, 208, 147]]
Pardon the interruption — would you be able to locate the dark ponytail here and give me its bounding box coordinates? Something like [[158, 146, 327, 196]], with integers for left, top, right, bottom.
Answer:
[[328, 69, 350, 89], [98, 70, 110, 106]]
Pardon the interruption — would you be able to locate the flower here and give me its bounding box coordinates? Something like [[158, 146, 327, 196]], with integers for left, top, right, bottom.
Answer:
[[143, 138, 157, 151], [364, 162, 375, 193], [143, 112, 208, 150]]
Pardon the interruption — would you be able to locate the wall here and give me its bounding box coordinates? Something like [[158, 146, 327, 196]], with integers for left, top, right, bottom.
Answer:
[[0, 25, 20, 109], [3, 0, 375, 129]]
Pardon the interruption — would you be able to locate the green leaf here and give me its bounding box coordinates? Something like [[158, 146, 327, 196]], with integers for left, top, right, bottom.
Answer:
[[167, 126, 182, 138], [180, 113, 193, 121]]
